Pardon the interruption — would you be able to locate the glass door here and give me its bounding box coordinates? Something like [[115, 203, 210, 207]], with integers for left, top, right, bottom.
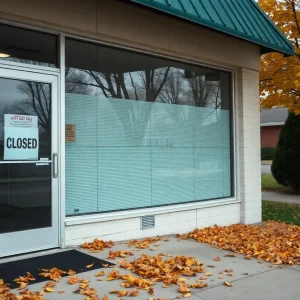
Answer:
[[0, 66, 59, 257]]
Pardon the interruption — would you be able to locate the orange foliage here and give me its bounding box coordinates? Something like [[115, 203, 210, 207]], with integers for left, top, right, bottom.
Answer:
[[179, 221, 300, 265], [81, 239, 115, 252], [125, 236, 162, 249], [0, 278, 44, 300], [259, 0, 300, 114]]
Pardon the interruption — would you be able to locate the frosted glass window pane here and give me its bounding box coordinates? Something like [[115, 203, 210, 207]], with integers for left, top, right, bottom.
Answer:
[[151, 103, 194, 147], [65, 38, 233, 216], [65, 147, 98, 215], [152, 148, 194, 205], [97, 98, 151, 146], [97, 147, 151, 212], [66, 94, 97, 146]]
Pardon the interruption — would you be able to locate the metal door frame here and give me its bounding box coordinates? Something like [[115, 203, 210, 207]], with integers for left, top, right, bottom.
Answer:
[[0, 63, 60, 257]]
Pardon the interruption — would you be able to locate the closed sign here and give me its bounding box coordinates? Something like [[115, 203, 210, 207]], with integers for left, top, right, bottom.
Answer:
[[4, 114, 39, 160]]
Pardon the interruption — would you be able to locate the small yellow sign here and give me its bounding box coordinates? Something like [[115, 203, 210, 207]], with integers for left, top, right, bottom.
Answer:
[[65, 124, 76, 142]]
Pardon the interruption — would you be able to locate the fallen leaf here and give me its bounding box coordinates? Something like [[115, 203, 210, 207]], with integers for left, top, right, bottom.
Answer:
[[118, 290, 128, 297], [18, 282, 27, 290], [214, 257, 221, 261], [224, 253, 236, 257], [148, 287, 154, 296], [242, 272, 249, 275], [67, 269, 76, 276], [86, 263, 94, 269], [45, 287, 55, 292], [191, 282, 208, 288], [129, 289, 140, 296], [183, 293, 192, 297], [58, 290, 65, 294], [95, 271, 105, 277], [224, 269, 233, 273], [178, 284, 190, 293], [224, 281, 232, 287]]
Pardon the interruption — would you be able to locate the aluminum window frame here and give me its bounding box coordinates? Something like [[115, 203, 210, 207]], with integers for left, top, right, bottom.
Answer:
[[63, 34, 238, 217]]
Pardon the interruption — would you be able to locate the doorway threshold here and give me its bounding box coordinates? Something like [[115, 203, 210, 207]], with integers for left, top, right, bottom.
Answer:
[[0, 247, 69, 264]]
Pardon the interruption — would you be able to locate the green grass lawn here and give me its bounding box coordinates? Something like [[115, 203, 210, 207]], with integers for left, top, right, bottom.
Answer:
[[262, 200, 300, 225], [261, 173, 293, 193]]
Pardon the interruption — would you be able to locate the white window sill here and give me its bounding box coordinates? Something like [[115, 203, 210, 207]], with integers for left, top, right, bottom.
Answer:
[[65, 198, 241, 226]]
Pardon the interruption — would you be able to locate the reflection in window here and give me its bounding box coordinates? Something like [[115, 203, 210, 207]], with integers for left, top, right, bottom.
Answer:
[[0, 23, 57, 67], [65, 38, 233, 216]]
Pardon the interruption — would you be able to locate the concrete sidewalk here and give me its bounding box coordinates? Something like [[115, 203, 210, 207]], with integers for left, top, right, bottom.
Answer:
[[262, 191, 300, 204], [3, 236, 300, 300]]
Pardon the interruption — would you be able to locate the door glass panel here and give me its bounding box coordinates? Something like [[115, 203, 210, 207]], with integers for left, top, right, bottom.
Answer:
[[0, 163, 51, 234], [0, 76, 52, 234]]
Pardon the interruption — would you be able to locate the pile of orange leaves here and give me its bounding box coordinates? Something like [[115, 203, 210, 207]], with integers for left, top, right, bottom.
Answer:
[[13, 272, 36, 289], [178, 221, 300, 265], [125, 236, 163, 249], [105, 254, 208, 298], [108, 250, 134, 259], [81, 239, 115, 252], [38, 267, 76, 281], [0, 278, 44, 300]]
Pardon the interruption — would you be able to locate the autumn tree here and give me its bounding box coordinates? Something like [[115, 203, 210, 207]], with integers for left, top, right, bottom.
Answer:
[[259, 0, 300, 114]]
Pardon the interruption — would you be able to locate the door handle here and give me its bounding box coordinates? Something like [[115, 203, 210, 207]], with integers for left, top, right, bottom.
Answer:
[[53, 153, 58, 178]]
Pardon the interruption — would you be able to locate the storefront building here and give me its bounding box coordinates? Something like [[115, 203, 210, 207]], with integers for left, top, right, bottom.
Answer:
[[0, 0, 294, 257]]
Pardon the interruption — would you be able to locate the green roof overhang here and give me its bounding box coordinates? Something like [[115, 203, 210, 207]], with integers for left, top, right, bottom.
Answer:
[[129, 0, 295, 56]]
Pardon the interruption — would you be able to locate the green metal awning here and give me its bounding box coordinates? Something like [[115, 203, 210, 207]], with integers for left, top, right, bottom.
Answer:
[[129, 0, 295, 56]]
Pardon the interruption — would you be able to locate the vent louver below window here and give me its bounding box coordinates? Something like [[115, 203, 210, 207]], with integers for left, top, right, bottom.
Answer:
[[141, 215, 155, 230]]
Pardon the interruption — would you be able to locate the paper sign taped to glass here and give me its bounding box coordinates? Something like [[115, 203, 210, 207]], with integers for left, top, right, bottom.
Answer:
[[4, 114, 39, 160]]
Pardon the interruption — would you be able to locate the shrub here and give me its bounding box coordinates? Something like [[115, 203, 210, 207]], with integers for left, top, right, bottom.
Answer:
[[271, 112, 300, 193], [261, 147, 276, 160]]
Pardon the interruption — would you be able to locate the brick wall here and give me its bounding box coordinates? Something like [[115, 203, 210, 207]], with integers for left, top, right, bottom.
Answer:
[[261, 126, 282, 148]]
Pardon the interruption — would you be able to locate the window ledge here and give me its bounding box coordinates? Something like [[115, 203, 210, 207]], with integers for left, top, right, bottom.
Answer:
[[65, 198, 241, 226]]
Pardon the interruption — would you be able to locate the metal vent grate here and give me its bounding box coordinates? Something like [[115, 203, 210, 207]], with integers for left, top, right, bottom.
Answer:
[[141, 215, 155, 230]]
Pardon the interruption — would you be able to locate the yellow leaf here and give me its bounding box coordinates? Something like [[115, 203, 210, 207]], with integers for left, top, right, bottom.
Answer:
[[183, 293, 192, 298], [118, 290, 128, 297], [224, 281, 232, 287], [86, 263, 94, 269], [45, 287, 55, 292], [95, 271, 105, 277], [178, 284, 190, 293], [18, 282, 27, 290], [129, 289, 140, 296], [67, 269, 76, 276]]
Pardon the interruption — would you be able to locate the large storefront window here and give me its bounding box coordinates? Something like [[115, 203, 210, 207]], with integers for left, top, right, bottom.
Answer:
[[65, 38, 233, 216]]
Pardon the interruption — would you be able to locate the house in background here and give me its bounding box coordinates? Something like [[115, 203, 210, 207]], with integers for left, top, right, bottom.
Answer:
[[260, 107, 289, 148], [0, 0, 295, 257]]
